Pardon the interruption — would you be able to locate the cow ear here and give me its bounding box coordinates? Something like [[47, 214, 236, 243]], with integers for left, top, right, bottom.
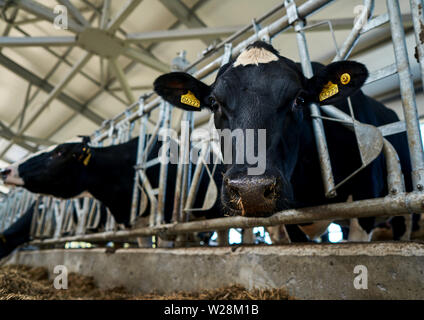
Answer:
[[305, 61, 368, 105], [154, 72, 212, 112]]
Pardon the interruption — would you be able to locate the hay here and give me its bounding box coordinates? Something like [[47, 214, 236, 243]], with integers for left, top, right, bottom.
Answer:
[[0, 265, 294, 300]]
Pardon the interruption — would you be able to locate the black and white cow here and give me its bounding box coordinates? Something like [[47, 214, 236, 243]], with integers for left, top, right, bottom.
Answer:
[[154, 41, 417, 241], [0, 136, 223, 258]]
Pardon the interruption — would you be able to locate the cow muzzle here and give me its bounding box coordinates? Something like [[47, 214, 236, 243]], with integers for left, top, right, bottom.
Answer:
[[0, 166, 24, 186], [224, 175, 279, 217]]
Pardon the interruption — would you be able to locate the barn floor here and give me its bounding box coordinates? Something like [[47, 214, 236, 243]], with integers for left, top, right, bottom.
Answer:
[[0, 265, 292, 300], [3, 242, 424, 300]]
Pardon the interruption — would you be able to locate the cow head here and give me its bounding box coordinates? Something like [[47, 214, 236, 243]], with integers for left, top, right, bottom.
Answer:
[[1, 138, 92, 198], [155, 41, 368, 217]]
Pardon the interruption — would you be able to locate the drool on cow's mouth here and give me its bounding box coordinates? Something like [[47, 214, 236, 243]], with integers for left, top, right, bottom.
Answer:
[[221, 198, 275, 218]]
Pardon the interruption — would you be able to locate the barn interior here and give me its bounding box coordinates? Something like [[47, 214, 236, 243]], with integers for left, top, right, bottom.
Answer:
[[0, 0, 424, 300]]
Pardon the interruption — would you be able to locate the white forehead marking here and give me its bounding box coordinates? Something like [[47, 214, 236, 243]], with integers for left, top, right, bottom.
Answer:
[[233, 47, 279, 67]]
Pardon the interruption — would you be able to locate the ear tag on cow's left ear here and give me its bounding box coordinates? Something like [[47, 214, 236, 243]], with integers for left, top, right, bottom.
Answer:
[[340, 73, 351, 85], [83, 151, 91, 166], [319, 81, 339, 102], [181, 90, 200, 108]]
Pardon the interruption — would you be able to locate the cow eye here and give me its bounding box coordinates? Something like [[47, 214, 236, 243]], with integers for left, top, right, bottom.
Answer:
[[52, 149, 63, 158], [209, 97, 220, 112], [292, 92, 306, 110]]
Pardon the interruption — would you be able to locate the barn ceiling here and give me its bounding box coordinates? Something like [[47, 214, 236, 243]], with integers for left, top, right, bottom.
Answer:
[[0, 0, 418, 194]]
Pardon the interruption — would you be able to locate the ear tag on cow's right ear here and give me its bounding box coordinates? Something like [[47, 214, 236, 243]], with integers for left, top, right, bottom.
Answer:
[[319, 81, 339, 102], [181, 90, 200, 108]]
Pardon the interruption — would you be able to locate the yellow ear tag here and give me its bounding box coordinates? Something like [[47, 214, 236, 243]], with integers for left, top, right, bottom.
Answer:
[[319, 81, 339, 102], [83, 151, 91, 166], [181, 90, 200, 108], [340, 73, 351, 85]]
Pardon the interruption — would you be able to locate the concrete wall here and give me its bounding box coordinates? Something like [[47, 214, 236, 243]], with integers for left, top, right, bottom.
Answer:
[[6, 242, 424, 299]]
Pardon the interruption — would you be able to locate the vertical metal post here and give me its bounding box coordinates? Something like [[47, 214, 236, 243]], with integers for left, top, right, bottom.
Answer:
[[130, 98, 147, 225], [173, 112, 192, 247], [156, 102, 172, 225], [294, 19, 337, 198], [388, 0, 424, 191]]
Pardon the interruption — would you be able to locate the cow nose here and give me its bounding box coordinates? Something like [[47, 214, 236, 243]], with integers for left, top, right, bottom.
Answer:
[[1, 166, 24, 186], [225, 175, 278, 216], [0, 168, 11, 180]]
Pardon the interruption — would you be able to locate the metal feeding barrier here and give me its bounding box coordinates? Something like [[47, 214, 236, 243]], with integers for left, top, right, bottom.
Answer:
[[1, 0, 423, 246]]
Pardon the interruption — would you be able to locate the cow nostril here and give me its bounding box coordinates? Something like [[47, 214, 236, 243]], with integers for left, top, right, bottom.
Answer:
[[0, 169, 11, 180], [263, 184, 276, 199], [228, 185, 240, 198]]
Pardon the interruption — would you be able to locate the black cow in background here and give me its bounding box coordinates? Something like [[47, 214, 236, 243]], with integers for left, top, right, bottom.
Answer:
[[0, 203, 34, 259], [0, 136, 223, 259], [154, 41, 419, 241]]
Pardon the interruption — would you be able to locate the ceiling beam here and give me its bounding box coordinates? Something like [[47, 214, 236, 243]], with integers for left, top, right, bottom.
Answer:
[[0, 36, 76, 47], [106, 0, 143, 33], [158, 0, 216, 45], [122, 46, 169, 73], [0, 128, 37, 153], [0, 53, 105, 125], [109, 57, 135, 104], [125, 25, 244, 43], [159, 0, 206, 27]]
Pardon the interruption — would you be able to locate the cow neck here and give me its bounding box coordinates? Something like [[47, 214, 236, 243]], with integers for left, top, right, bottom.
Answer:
[[82, 142, 136, 221]]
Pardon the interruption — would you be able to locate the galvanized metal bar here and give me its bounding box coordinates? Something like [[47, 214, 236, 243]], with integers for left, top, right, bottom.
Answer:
[[109, 58, 135, 104], [364, 63, 398, 85], [387, 0, 424, 191], [180, 112, 193, 223], [126, 26, 243, 43], [332, 0, 374, 62], [172, 126, 186, 223], [361, 12, 389, 34], [184, 140, 208, 212], [0, 36, 76, 47], [378, 120, 406, 137], [100, 0, 111, 29], [294, 18, 337, 198], [30, 192, 424, 244], [156, 102, 172, 225], [122, 47, 170, 73], [106, 0, 143, 33], [130, 104, 147, 225]]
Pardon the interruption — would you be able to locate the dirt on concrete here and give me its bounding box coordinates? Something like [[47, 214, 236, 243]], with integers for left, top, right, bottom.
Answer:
[[0, 265, 294, 300]]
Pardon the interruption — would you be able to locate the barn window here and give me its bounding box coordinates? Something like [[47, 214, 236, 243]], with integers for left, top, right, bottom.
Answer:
[[327, 223, 343, 243]]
